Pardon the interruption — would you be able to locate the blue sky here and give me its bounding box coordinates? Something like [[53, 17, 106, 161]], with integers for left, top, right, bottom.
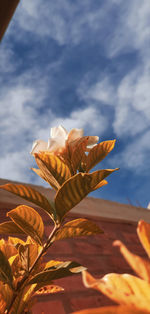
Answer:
[[0, 0, 150, 208]]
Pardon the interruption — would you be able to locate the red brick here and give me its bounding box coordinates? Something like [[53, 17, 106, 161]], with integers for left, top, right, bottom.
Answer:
[[47, 239, 73, 255], [32, 300, 65, 314], [78, 255, 114, 273], [122, 232, 140, 245], [69, 293, 116, 312], [56, 275, 85, 292]]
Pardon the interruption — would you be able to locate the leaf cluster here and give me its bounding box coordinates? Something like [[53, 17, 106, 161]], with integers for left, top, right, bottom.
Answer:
[[0, 136, 118, 313]]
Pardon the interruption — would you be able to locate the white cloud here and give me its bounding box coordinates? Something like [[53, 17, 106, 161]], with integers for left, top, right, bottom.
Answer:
[[52, 106, 107, 135], [106, 0, 150, 58], [0, 44, 17, 75], [82, 77, 116, 105], [1, 0, 150, 183], [9, 0, 120, 47], [77, 1, 150, 175], [110, 130, 150, 173], [0, 62, 104, 183]]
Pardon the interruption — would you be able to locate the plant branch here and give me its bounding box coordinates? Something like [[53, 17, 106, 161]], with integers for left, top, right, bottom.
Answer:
[[6, 224, 59, 314]]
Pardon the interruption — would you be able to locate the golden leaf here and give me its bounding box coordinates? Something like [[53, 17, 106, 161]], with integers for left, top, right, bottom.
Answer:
[[70, 137, 89, 172], [8, 205, 44, 245], [8, 237, 25, 247], [0, 183, 55, 220], [0, 283, 13, 313], [137, 220, 150, 258], [44, 260, 64, 270], [35, 152, 71, 185], [35, 284, 64, 295], [0, 241, 17, 259], [0, 297, 6, 314], [92, 179, 108, 191], [0, 221, 24, 235], [53, 218, 103, 241], [82, 271, 150, 311], [55, 169, 118, 220], [28, 261, 86, 285], [9, 254, 22, 279], [0, 249, 13, 286], [10, 284, 36, 314], [32, 167, 60, 191], [114, 240, 150, 282], [86, 140, 116, 172]]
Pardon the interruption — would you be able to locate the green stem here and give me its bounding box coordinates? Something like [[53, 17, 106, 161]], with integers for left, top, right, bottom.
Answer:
[[6, 224, 59, 314]]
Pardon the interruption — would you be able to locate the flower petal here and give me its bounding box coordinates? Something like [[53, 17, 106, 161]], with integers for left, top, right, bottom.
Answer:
[[86, 136, 99, 151], [82, 271, 150, 311], [50, 125, 68, 139], [48, 138, 66, 152], [31, 140, 48, 155], [114, 240, 150, 282], [68, 128, 84, 143], [137, 220, 150, 258]]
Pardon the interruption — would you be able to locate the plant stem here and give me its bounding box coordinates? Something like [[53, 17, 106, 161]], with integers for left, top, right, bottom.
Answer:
[[6, 224, 59, 314]]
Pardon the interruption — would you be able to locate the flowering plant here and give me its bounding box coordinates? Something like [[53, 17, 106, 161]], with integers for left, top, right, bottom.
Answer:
[[0, 125, 118, 313]]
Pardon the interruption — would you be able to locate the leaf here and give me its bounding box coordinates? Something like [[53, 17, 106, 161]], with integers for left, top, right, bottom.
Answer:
[[73, 305, 148, 314], [8, 205, 44, 245], [86, 140, 116, 172], [35, 152, 71, 185], [0, 283, 14, 314], [10, 284, 36, 314], [35, 284, 64, 295], [0, 241, 18, 260], [0, 297, 6, 314], [0, 249, 13, 287], [70, 137, 89, 172], [44, 260, 64, 270], [137, 220, 150, 258], [19, 242, 40, 272], [18, 245, 29, 271], [0, 183, 55, 220], [28, 261, 86, 285], [32, 167, 59, 191], [82, 271, 150, 311], [55, 169, 118, 220], [9, 255, 22, 279], [8, 237, 25, 248], [53, 218, 103, 242], [92, 179, 108, 191], [114, 240, 150, 282], [0, 221, 24, 235]]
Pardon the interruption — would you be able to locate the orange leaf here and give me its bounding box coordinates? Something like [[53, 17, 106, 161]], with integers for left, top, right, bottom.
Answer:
[[137, 220, 150, 258], [92, 179, 108, 191], [114, 240, 150, 282], [35, 152, 71, 185], [53, 218, 103, 241], [82, 271, 150, 311], [0, 183, 55, 220], [55, 169, 118, 220], [86, 140, 116, 172], [31, 167, 59, 191], [35, 284, 64, 295], [8, 205, 44, 245], [71, 137, 89, 172]]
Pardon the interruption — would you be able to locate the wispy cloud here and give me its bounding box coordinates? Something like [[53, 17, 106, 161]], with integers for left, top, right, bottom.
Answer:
[[0, 0, 150, 206], [77, 0, 150, 175]]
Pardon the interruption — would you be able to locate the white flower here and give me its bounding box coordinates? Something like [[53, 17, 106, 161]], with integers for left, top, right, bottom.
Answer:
[[31, 125, 99, 155]]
